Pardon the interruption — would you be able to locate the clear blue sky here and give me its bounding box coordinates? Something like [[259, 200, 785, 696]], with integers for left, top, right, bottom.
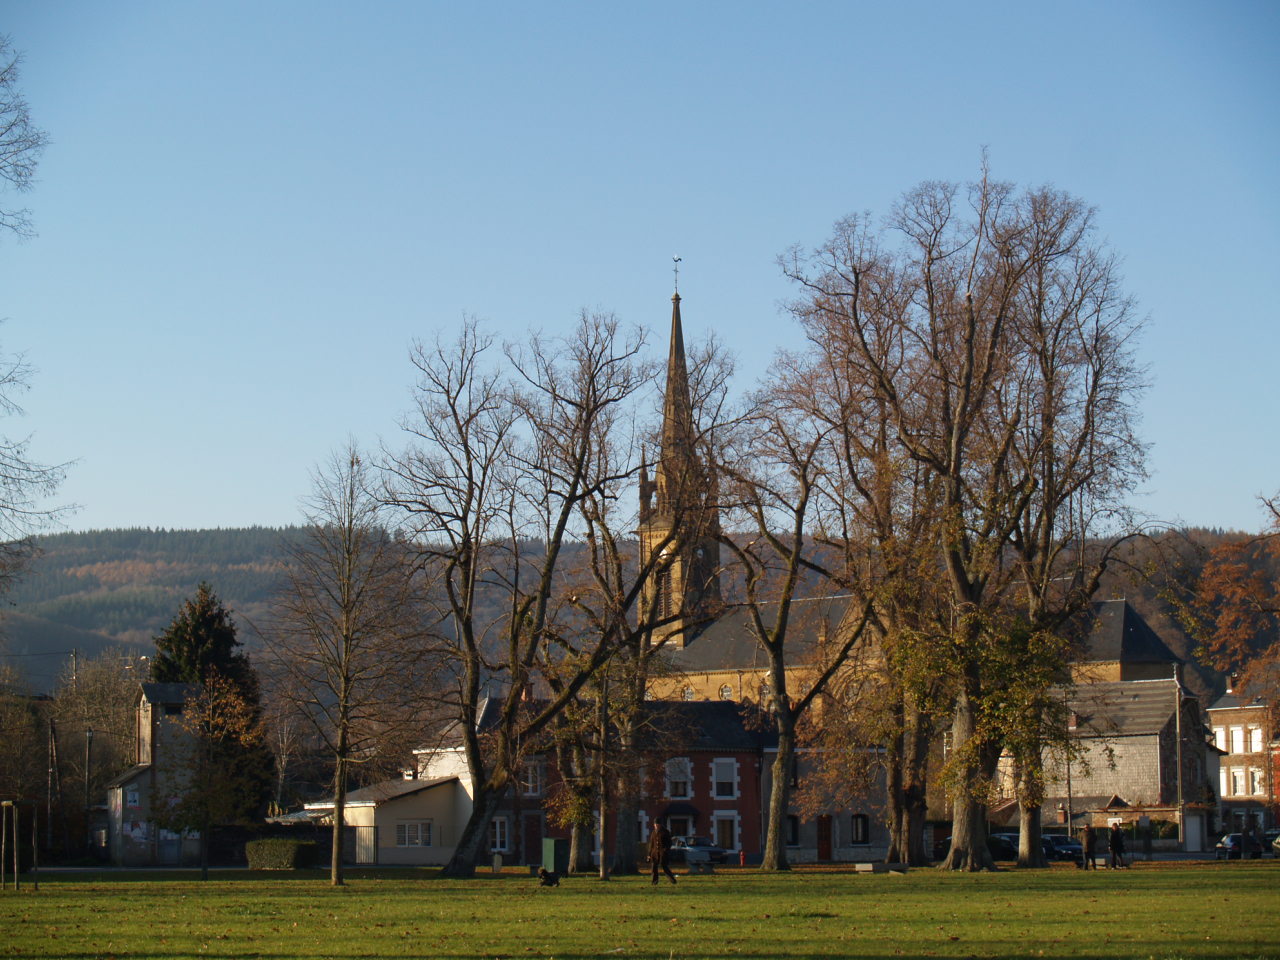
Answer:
[[1, 1, 1276, 533]]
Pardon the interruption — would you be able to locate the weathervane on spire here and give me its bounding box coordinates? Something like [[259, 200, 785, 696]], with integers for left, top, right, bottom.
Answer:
[[673, 256, 682, 294]]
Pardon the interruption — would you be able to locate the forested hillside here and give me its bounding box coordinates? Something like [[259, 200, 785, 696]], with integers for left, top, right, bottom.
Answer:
[[0, 525, 1271, 699], [1, 528, 293, 689]]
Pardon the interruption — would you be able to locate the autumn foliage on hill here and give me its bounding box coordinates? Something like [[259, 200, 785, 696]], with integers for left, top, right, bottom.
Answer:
[[1185, 496, 1280, 718]]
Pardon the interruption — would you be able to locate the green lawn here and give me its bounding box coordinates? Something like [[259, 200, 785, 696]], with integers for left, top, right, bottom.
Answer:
[[2, 861, 1276, 960]]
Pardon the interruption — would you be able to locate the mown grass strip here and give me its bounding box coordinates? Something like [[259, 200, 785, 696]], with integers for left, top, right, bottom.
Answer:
[[2, 861, 1276, 959]]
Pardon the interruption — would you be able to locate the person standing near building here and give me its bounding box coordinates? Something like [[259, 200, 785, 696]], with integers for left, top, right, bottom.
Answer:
[[1108, 823, 1127, 869], [648, 821, 677, 885]]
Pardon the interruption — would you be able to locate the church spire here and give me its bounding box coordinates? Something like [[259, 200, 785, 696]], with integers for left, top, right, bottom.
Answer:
[[640, 286, 722, 648], [659, 292, 696, 490]]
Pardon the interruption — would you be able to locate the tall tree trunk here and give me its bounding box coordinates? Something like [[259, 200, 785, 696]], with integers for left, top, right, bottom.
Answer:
[[330, 755, 346, 886], [610, 717, 639, 874], [886, 696, 908, 863], [901, 700, 932, 866], [1015, 755, 1047, 868], [442, 785, 505, 877], [940, 683, 996, 871], [761, 714, 795, 871]]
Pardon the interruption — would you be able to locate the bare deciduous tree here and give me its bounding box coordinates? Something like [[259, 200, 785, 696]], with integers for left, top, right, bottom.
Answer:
[[387, 312, 664, 877], [266, 443, 431, 886]]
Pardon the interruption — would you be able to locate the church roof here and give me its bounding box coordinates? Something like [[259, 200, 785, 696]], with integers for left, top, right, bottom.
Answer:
[[1080, 600, 1180, 666], [662, 595, 852, 673]]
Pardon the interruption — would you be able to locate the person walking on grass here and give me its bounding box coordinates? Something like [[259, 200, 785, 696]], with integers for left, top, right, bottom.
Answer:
[[648, 821, 677, 885]]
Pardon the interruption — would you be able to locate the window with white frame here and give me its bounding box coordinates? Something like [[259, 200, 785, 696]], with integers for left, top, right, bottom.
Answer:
[[1214, 726, 1226, 751], [395, 820, 433, 847], [665, 757, 692, 799], [1248, 727, 1264, 753], [489, 816, 508, 852], [1220, 768, 1228, 798], [850, 814, 870, 845], [712, 758, 737, 799], [125, 787, 140, 808], [1250, 768, 1265, 796], [519, 759, 544, 797], [681, 686, 695, 701], [1230, 768, 1245, 796], [1230, 726, 1245, 754], [718, 684, 734, 701]]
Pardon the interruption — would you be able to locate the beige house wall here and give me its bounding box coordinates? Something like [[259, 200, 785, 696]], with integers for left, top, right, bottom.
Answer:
[[371, 784, 464, 865]]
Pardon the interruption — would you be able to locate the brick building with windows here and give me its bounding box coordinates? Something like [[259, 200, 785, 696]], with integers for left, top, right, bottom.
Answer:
[[1207, 680, 1275, 833]]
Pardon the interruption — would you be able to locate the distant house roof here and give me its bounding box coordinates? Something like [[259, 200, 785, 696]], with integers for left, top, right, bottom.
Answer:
[[106, 763, 151, 789], [664, 595, 853, 673], [139, 682, 199, 704], [1080, 600, 1180, 666], [1207, 691, 1268, 713], [305, 775, 460, 811], [634, 700, 776, 753], [421, 698, 775, 757], [1068, 679, 1182, 737]]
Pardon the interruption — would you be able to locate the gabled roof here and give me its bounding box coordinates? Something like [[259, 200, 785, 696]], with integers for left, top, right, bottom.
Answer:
[[305, 775, 460, 810], [106, 763, 151, 789], [1068, 679, 1181, 736], [139, 682, 199, 705], [1080, 600, 1180, 666]]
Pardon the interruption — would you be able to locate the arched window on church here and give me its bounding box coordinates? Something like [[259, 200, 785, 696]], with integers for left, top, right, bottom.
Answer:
[[718, 684, 733, 701]]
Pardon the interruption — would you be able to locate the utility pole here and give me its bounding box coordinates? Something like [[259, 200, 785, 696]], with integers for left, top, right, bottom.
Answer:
[[1174, 664, 1185, 849], [84, 726, 94, 856]]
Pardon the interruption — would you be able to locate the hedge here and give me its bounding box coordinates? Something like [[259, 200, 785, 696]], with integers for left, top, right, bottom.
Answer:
[[246, 838, 319, 870]]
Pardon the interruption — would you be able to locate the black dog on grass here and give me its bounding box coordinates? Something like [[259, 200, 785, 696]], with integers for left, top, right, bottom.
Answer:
[[537, 868, 560, 887]]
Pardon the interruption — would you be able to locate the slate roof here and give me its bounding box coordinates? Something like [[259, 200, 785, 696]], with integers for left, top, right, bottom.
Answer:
[[1080, 600, 1180, 666], [1207, 691, 1267, 713], [664, 595, 853, 673], [424, 698, 776, 756], [633, 700, 777, 752], [305, 775, 460, 809], [1068, 679, 1180, 737]]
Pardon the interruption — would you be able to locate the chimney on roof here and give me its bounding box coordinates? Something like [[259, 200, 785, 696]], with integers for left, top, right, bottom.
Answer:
[[1227, 673, 1239, 695]]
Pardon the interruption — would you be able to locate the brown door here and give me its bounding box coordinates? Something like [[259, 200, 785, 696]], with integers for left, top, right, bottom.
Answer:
[[817, 815, 832, 861]]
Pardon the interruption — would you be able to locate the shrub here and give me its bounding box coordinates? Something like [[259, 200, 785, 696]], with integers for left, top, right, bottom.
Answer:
[[246, 838, 318, 870]]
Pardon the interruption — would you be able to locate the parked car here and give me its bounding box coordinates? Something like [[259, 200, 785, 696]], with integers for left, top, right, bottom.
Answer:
[[670, 836, 728, 864], [935, 834, 1017, 861], [1043, 834, 1084, 861], [1215, 833, 1244, 860]]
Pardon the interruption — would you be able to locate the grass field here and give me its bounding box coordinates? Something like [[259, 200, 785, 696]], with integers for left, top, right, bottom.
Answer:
[[1, 861, 1276, 960]]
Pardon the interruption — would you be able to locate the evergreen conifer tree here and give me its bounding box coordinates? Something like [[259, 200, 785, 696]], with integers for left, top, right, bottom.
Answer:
[[151, 583, 273, 848]]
